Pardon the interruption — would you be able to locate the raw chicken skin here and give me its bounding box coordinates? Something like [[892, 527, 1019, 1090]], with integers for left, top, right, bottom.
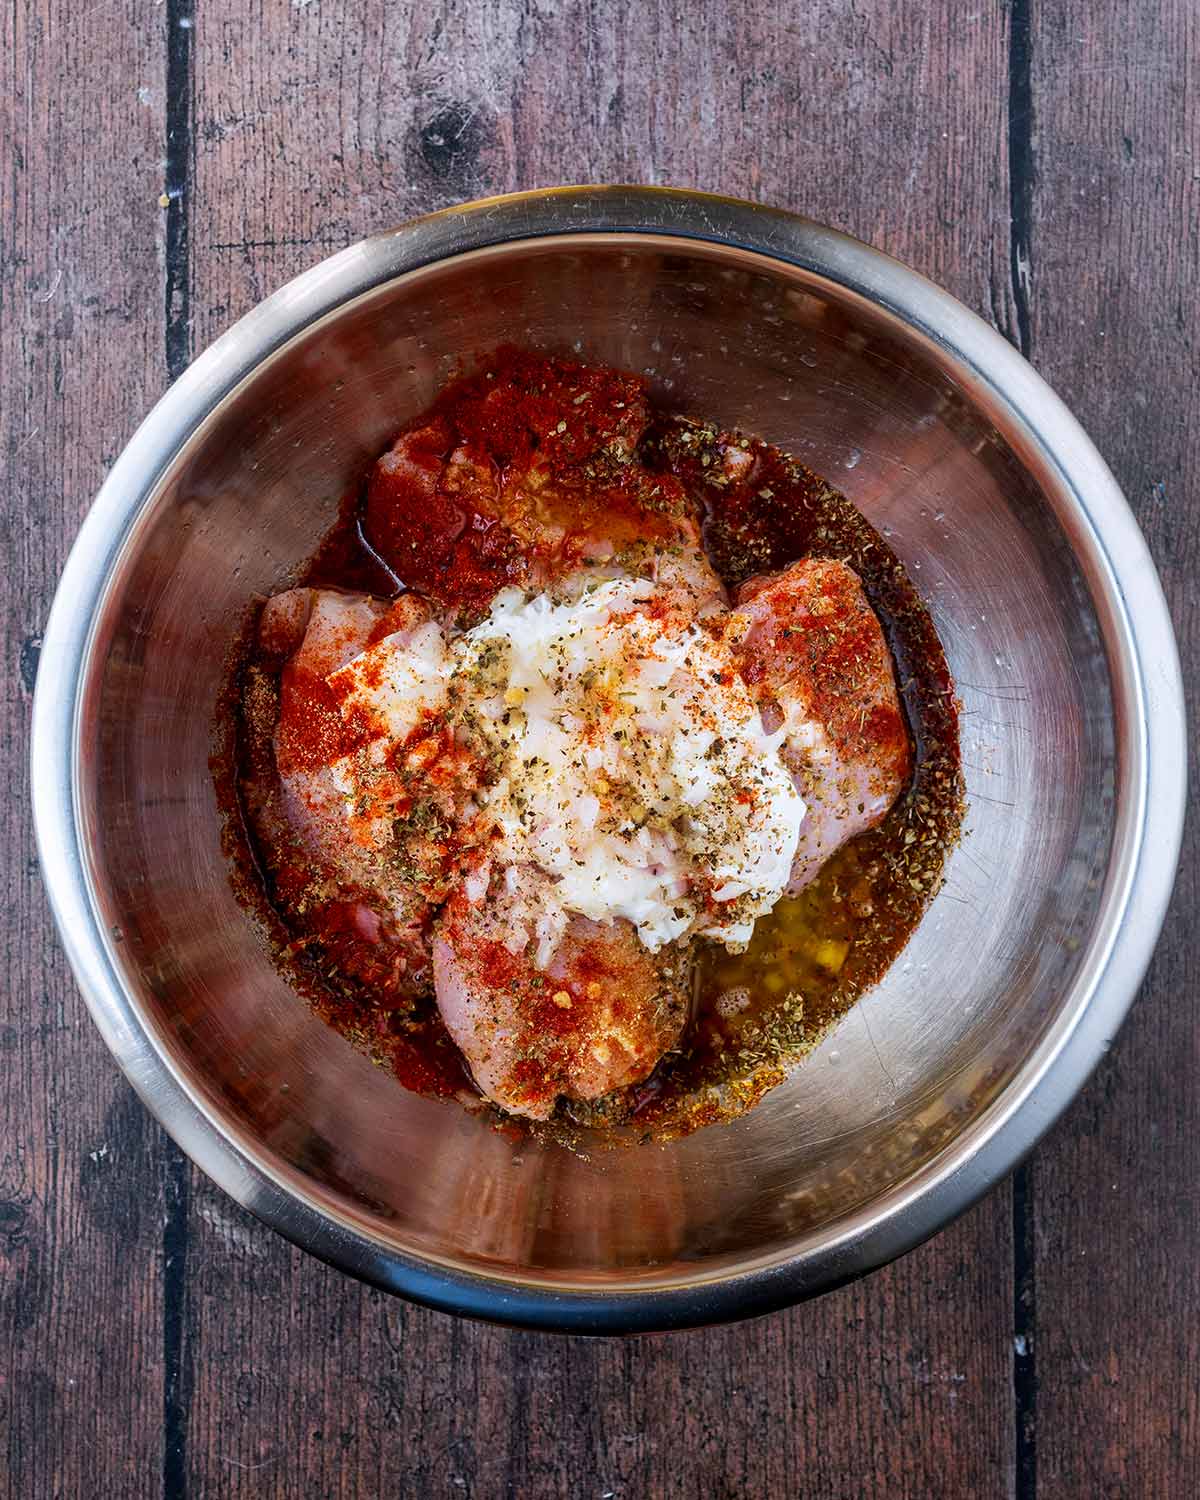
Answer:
[[269, 587, 440, 911], [724, 557, 912, 890], [433, 868, 689, 1120], [251, 586, 485, 1001], [363, 353, 724, 618]]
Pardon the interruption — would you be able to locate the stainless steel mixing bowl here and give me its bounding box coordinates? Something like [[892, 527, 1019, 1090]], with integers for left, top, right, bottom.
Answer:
[[32, 188, 1186, 1331]]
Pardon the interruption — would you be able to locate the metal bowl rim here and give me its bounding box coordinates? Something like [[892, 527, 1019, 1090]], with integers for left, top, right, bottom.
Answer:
[[30, 185, 1187, 1333]]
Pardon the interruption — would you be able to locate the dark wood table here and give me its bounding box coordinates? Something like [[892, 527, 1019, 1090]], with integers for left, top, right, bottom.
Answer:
[[3, 2, 1195, 1495]]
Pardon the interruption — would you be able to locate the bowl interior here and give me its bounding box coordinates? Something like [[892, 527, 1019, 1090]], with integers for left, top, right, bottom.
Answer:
[[78, 235, 1116, 1285]]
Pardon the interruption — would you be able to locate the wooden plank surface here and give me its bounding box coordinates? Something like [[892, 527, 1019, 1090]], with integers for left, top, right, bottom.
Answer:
[[0, 3, 173, 1495], [1023, 4, 1199, 1496], [1, 1, 1194, 1497], [180, 6, 1015, 1498]]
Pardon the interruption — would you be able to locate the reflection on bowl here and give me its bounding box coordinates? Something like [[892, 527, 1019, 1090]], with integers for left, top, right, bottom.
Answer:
[[32, 188, 1185, 1331]]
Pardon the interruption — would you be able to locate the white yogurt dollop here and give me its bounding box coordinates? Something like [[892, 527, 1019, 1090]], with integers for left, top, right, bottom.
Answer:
[[455, 576, 806, 954]]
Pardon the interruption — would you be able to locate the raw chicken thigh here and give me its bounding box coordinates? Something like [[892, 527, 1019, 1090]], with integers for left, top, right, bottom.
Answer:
[[363, 350, 724, 617], [433, 869, 689, 1120], [724, 558, 912, 891]]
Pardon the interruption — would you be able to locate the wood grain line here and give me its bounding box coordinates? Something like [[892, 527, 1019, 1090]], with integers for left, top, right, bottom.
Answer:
[[1013, 1159, 1038, 1500], [1007, 8, 1038, 1495], [165, 0, 194, 383], [1007, 0, 1035, 360], [163, 3, 195, 1497]]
